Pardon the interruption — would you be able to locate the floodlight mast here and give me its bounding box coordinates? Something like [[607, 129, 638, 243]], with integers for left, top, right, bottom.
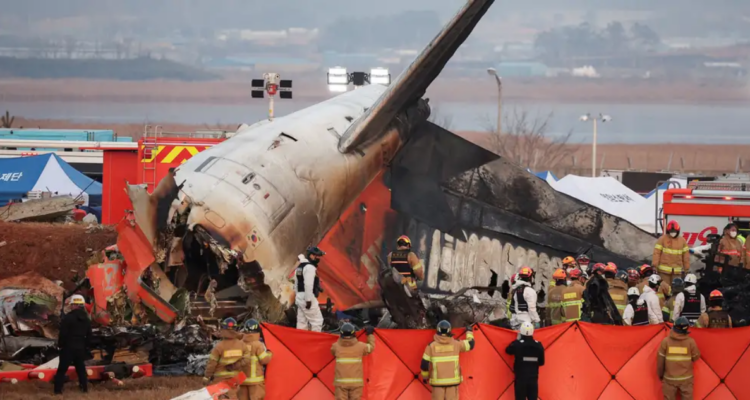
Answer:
[[326, 66, 391, 92], [250, 73, 293, 121]]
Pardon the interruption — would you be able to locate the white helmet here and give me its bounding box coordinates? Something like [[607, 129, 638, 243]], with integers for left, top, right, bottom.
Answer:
[[648, 274, 661, 286], [684, 274, 697, 284], [519, 321, 534, 336], [69, 294, 85, 305], [627, 287, 640, 296]]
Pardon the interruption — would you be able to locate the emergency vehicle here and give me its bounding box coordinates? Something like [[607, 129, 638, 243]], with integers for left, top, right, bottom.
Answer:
[[662, 176, 750, 246]]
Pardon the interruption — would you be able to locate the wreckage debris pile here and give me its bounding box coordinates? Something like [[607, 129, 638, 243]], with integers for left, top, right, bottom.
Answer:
[[2, 376, 203, 400], [0, 221, 116, 283]]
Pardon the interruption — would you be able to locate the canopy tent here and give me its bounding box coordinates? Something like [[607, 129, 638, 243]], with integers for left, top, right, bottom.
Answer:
[[534, 170, 559, 185], [0, 154, 102, 206]]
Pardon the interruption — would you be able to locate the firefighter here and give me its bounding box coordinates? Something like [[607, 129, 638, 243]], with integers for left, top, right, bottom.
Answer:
[[664, 278, 684, 322], [237, 319, 272, 400], [546, 268, 567, 326], [294, 246, 326, 332], [204, 318, 251, 399], [717, 223, 743, 269], [672, 274, 706, 326], [607, 269, 629, 317], [576, 254, 591, 274], [331, 323, 375, 400], [657, 317, 700, 400], [640, 275, 664, 324], [626, 267, 640, 289], [387, 235, 425, 295], [653, 220, 690, 286], [505, 321, 545, 400], [623, 287, 648, 326], [696, 290, 732, 328], [561, 269, 585, 322], [639, 264, 671, 314], [420, 321, 475, 400], [512, 267, 540, 330], [562, 256, 578, 272], [53, 295, 92, 395]]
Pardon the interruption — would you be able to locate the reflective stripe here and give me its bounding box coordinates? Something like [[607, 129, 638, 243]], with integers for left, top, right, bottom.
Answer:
[[215, 371, 239, 378], [662, 306, 671, 314], [421, 370, 430, 377], [563, 292, 579, 300], [522, 357, 538, 362], [209, 355, 219, 361], [242, 376, 264, 384], [422, 353, 431, 362], [721, 250, 741, 256], [430, 355, 461, 386], [665, 375, 693, 381], [661, 247, 687, 255], [658, 265, 683, 274], [413, 263, 423, 271], [666, 356, 693, 362], [668, 347, 688, 354], [657, 293, 665, 300], [616, 304, 627, 311], [336, 358, 362, 364], [258, 352, 270, 360], [654, 244, 663, 250], [335, 378, 364, 384]]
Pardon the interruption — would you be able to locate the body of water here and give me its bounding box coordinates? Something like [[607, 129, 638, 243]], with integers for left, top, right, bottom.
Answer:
[[5, 100, 750, 144]]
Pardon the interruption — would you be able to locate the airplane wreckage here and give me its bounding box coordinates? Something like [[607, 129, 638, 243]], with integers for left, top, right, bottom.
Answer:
[[89, 0, 662, 332]]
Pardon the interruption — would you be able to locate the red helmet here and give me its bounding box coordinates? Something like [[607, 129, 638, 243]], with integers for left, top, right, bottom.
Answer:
[[518, 266, 534, 279], [591, 263, 606, 275], [510, 273, 518, 285], [604, 262, 618, 274], [666, 220, 681, 232], [627, 268, 640, 284], [552, 268, 567, 281], [709, 290, 724, 301], [639, 264, 654, 277], [576, 254, 590, 265], [569, 269, 582, 279]]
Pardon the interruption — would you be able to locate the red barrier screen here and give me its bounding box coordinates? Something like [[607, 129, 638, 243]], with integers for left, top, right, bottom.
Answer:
[[260, 322, 750, 399]]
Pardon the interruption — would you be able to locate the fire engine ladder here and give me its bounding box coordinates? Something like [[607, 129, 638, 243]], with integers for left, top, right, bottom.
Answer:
[[141, 125, 162, 190]]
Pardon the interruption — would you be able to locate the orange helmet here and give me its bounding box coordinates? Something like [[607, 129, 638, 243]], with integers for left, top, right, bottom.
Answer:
[[639, 264, 654, 276], [666, 220, 681, 232], [518, 266, 534, 279], [552, 268, 567, 281], [709, 290, 724, 301], [396, 235, 411, 247], [604, 262, 617, 274], [562, 256, 576, 266], [569, 269, 582, 279]]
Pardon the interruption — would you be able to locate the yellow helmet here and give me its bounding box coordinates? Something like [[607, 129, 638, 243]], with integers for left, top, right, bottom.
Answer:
[[397, 235, 411, 247]]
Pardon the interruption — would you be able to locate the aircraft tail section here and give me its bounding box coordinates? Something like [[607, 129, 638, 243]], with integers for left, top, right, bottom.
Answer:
[[338, 0, 495, 153]]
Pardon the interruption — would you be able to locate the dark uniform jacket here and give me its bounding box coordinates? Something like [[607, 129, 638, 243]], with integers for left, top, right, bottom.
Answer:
[[505, 336, 545, 378], [58, 307, 92, 351]]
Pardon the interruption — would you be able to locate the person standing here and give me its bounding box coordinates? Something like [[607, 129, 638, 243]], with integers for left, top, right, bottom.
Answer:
[[639, 264, 671, 315], [505, 321, 545, 400], [658, 317, 700, 400], [237, 319, 272, 400], [696, 290, 732, 328], [716, 223, 743, 270], [664, 278, 684, 322], [512, 267, 540, 330], [294, 246, 326, 332], [606, 269, 629, 317], [623, 287, 649, 326], [640, 275, 664, 325], [204, 318, 251, 399], [330, 323, 376, 400], [545, 268, 567, 326], [671, 274, 706, 326], [387, 235, 425, 295], [653, 220, 690, 286], [560, 269, 585, 323], [54, 295, 92, 395], [420, 321, 475, 400]]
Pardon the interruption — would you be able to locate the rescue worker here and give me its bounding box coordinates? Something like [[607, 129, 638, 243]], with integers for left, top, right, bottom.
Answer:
[[505, 321, 545, 400], [639, 264, 671, 315], [204, 318, 251, 399], [623, 287, 649, 326], [420, 321, 475, 400], [640, 275, 664, 324], [54, 295, 92, 395], [696, 290, 732, 328], [743, 238, 750, 270], [716, 223, 743, 269], [387, 235, 425, 295], [672, 274, 706, 326], [561, 269, 585, 322], [607, 268, 629, 317], [331, 323, 375, 400], [576, 254, 591, 274], [237, 319, 272, 400], [653, 220, 690, 286], [664, 278, 684, 322], [294, 246, 326, 332], [657, 317, 700, 400], [545, 268, 567, 326], [562, 256, 578, 272], [583, 263, 614, 323], [512, 267, 540, 330], [626, 267, 640, 288]]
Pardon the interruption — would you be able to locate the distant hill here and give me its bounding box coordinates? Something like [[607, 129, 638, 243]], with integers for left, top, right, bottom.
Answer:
[[0, 57, 219, 81]]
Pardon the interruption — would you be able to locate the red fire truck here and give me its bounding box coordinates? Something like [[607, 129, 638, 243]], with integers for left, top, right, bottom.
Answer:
[[662, 178, 750, 246]]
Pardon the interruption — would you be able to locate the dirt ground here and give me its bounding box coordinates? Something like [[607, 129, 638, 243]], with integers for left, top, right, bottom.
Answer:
[[0, 222, 116, 284], [0, 376, 203, 400]]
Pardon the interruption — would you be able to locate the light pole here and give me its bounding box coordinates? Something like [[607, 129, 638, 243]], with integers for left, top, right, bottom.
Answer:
[[487, 67, 502, 135], [580, 113, 612, 177]]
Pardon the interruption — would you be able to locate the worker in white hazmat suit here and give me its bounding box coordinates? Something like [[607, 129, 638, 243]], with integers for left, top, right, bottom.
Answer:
[[512, 266, 541, 330], [293, 246, 326, 332]]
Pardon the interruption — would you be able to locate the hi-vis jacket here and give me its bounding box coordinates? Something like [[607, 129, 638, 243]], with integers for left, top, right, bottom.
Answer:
[[653, 235, 690, 275], [330, 334, 376, 387], [560, 281, 585, 322], [606, 278, 629, 316], [205, 331, 250, 381], [546, 284, 566, 325], [240, 332, 272, 386], [717, 234, 743, 267], [421, 332, 475, 387], [657, 331, 700, 382]]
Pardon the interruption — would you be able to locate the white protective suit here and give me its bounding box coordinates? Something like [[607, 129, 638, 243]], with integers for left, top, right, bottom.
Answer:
[[293, 255, 323, 332], [623, 303, 635, 326], [511, 280, 540, 330], [639, 285, 663, 325], [672, 285, 706, 321]]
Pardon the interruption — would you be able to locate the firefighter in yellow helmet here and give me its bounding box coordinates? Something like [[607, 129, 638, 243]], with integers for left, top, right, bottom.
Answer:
[[421, 321, 475, 400], [546, 268, 567, 326], [237, 319, 272, 400], [204, 318, 252, 399], [387, 235, 425, 295]]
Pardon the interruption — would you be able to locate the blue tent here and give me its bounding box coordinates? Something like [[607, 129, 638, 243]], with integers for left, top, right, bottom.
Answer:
[[0, 154, 102, 206]]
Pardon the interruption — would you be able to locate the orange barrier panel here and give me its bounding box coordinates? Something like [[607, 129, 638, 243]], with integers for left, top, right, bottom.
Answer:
[[261, 322, 750, 399]]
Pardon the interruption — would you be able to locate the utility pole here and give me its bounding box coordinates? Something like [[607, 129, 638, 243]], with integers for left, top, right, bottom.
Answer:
[[487, 68, 502, 135], [580, 113, 612, 177]]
